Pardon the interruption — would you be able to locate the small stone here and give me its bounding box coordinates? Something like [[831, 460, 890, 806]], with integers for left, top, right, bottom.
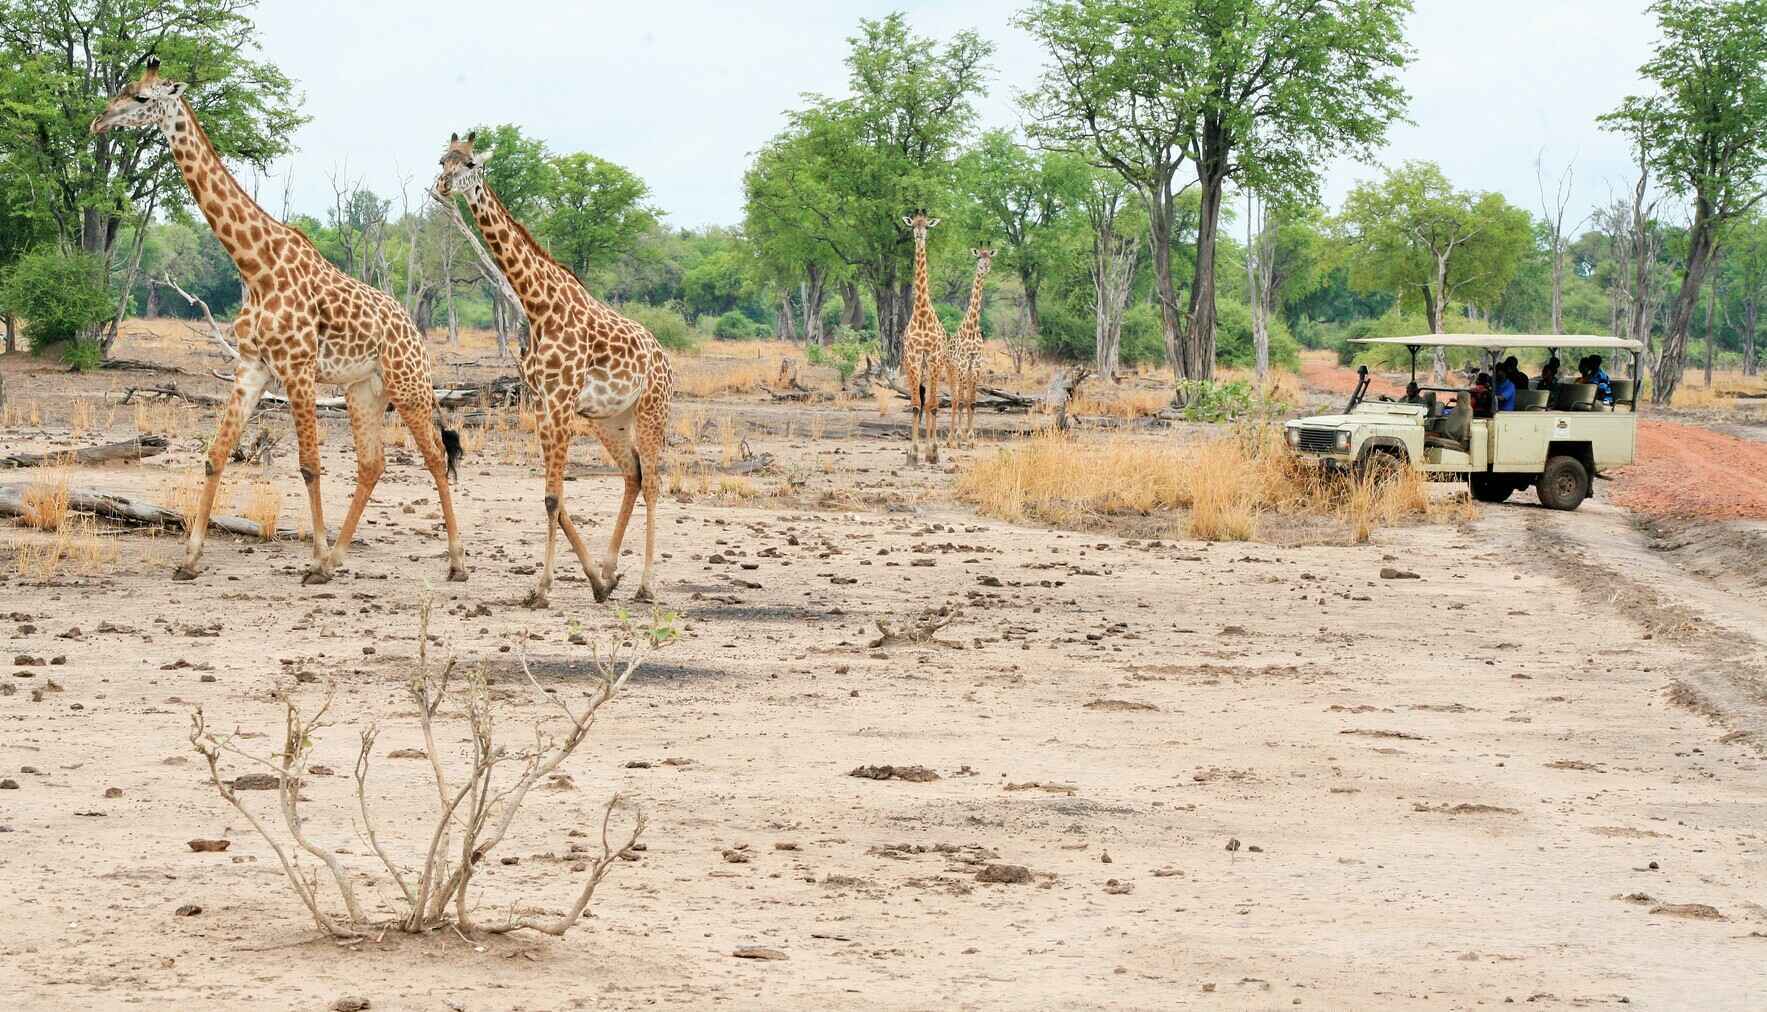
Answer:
[[1225, 837, 1242, 852], [103, 787, 123, 799], [731, 946, 787, 960], [332, 998, 372, 1012], [0, 779, 18, 790], [1379, 567, 1420, 580], [976, 863, 1032, 884], [188, 839, 231, 853], [230, 773, 280, 791], [174, 904, 202, 917]]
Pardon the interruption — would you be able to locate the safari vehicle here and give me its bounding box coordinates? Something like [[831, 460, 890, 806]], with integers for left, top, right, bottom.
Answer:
[[1284, 335, 1645, 511]]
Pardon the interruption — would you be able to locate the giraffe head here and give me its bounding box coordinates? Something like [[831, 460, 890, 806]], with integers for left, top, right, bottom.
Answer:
[[90, 57, 186, 135], [902, 209, 940, 244], [433, 131, 488, 199], [971, 247, 995, 278]]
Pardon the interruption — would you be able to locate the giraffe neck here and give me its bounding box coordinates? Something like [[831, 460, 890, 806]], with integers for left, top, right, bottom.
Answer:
[[161, 99, 286, 285], [912, 233, 935, 323], [462, 182, 569, 312], [959, 266, 987, 336]]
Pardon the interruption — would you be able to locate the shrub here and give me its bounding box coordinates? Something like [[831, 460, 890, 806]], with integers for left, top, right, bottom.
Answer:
[[713, 310, 759, 340], [806, 328, 879, 384], [1215, 301, 1300, 371], [63, 339, 104, 373], [625, 302, 702, 354], [1176, 378, 1257, 422], [1120, 303, 1166, 367], [3, 247, 113, 351]]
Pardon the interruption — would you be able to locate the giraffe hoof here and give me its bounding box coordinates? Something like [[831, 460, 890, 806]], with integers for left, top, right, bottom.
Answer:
[[301, 567, 332, 586], [592, 572, 622, 604], [631, 587, 655, 605], [522, 589, 550, 610], [447, 566, 468, 583], [171, 565, 199, 582]]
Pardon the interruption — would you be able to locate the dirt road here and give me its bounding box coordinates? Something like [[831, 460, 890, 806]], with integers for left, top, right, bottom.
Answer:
[[3, 397, 1764, 1009], [1611, 419, 1767, 521]]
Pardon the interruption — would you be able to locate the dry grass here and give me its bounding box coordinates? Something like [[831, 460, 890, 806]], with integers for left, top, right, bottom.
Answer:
[[8, 512, 119, 580], [1, 398, 44, 428], [241, 480, 282, 541], [160, 469, 208, 532], [1070, 386, 1173, 420], [68, 398, 97, 439], [955, 426, 1474, 543], [1672, 369, 1767, 409], [675, 358, 778, 399], [18, 468, 72, 531]]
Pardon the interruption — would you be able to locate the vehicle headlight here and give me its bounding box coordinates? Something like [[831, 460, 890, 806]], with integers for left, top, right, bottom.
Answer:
[[1334, 430, 1352, 452], [1284, 426, 1299, 447]]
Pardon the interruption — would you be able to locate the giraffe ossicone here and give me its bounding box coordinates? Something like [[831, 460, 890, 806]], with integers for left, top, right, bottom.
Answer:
[[92, 58, 467, 586]]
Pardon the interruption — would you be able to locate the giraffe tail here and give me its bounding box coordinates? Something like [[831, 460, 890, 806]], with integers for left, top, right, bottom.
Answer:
[[438, 422, 463, 482]]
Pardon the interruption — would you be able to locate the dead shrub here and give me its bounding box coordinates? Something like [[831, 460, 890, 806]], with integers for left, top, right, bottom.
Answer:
[[187, 600, 678, 939]]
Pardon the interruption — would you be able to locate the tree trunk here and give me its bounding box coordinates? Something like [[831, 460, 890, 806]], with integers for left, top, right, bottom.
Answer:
[[874, 281, 908, 368], [801, 265, 828, 345], [778, 293, 798, 341], [1022, 272, 1042, 340], [841, 282, 865, 330], [1186, 136, 1229, 385], [1746, 299, 1759, 376], [1143, 184, 1183, 383], [1655, 205, 1718, 405], [145, 282, 160, 319], [1704, 268, 1716, 387], [3, 313, 15, 354]]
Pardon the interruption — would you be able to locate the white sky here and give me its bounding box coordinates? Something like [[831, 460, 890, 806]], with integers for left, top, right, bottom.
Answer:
[[248, 0, 1663, 231]]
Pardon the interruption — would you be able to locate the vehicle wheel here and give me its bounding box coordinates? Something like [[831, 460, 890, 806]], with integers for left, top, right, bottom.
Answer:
[[1469, 473, 1513, 503], [1358, 449, 1407, 483], [1537, 455, 1589, 511]]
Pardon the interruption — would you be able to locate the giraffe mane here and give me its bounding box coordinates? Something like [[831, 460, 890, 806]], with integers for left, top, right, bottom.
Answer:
[[180, 98, 322, 256]]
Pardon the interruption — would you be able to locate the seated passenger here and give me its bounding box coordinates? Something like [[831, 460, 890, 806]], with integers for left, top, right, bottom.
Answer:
[[1502, 356, 1529, 392], [1494, 369, 1516, 412], [1471, 373, 1494, 417], [1579, 355, 1614, 403], [1403, 381, 1423, 404], [1537, 357, 1561, 389]]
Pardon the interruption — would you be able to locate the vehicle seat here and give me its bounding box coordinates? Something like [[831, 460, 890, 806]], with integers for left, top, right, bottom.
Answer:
[[1609, 379, 1636, 410], [1515, 389, 1550, 411], [1423, 397, 1471, 451], [1562, 384, 1596, 412], [1421, 390, 1437, 419]]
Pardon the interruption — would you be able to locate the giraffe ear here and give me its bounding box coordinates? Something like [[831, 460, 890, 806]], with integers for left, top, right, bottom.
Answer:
[[166, 81, 186, 97], [926, 218, 941, 229], [902, 216, 913, 228], [971, 248, 980, 257]]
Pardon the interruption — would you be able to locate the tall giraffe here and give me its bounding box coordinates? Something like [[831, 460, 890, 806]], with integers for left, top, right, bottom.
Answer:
[[900, 210, 947, 465], [946, 247, 993, 449], [434, 133, 672, 606], [92, 58, 465, 585]]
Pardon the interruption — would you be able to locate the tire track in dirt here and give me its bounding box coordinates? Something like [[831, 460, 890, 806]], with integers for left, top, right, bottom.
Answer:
[[1611, 420, 1767, 521]]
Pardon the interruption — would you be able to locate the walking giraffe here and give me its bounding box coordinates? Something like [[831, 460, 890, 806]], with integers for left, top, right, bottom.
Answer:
[[433, 132, 672, 606], [91, 57, 466, 585], [946, 247, 993, 449], [901, 210, 947, 465]]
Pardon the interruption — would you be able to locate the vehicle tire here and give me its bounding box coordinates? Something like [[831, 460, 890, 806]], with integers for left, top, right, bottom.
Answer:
[[1469, 473, 1513, 503], [1358, 448, 1407, 483], [1537, 455, 1589, 511]]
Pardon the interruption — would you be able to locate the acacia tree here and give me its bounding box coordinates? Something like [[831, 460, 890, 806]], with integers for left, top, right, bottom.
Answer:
[[1244, 199, 1322, 382], [743, 131, 848, 345], [955, 131, 1080, 340], [1535, 151, 1580, 335], [1020, 0, 1410, 390], [1601, 0, 1767, 403], [544, 153, 658, 284], [1335, 161, 1533, 376]]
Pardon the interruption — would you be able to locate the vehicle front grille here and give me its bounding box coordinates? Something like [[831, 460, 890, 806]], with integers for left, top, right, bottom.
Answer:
[[1294, 427, 1339, 453]]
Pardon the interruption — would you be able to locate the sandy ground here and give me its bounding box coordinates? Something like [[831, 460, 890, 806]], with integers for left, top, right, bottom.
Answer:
[[2, 347, 1766, 1011]]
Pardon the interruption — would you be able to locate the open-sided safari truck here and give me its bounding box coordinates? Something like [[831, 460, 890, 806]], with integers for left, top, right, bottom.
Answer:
[[1283, 335, 1644, 511]]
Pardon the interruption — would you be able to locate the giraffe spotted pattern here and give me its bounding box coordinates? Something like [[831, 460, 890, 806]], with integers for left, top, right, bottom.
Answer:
[[91, 59, 466, 585], [901, 211, 948, 466]]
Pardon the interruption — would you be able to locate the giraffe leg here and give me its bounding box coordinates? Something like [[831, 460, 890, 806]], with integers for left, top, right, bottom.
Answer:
[[394, 392, 467, 582], [925, 362, 941, 465], [324, 377, 388, 575], [905, 361, 921, 466], [173, 359, 273, 581], [631, 394, 666, 603], [964, 373, 978, 447], [285, 371, 335, 585], [590, 411, 640, 592], [944, 363, 959, 451]]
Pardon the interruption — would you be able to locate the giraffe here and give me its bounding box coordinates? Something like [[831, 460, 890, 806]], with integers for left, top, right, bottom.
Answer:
[[900, 210, 947, 465], [946, 247, 993, 449], [91, 58, 465, 585], [434, 132, 672, 607]]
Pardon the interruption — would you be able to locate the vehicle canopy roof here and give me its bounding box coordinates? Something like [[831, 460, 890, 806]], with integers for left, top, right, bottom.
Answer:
[[1350, 334, 1645, 352]]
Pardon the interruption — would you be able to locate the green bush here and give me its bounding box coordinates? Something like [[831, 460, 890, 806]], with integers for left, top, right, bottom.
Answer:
[[934, 304, 962, 335], [1176, 378, 1257, 422], [1119, 303, 1166, 367], [1033, 300, 1092, 361], [63, 339, 104, 373], [3, 247, 113, 351], [625, 302, 703, 354], [1214, 301, 1300, 371], [807, 328, 879, 384], [713, 309, 761, 340]]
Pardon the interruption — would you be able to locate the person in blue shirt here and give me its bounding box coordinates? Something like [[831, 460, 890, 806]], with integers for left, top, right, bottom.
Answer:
[[1494, 369, 1516, 411], [1578, 355, 1613, 403]]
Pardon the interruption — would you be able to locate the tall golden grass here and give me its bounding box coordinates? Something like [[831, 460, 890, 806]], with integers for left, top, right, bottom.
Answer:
[[8, 513, 118, 580], [19, 469, 72, 531], [955, 425, 1472, 543]]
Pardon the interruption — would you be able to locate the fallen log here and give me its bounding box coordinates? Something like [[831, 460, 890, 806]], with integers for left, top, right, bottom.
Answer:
[[0, 483, 292, 540], [122, 383, 226, 407], [3, 435, 170, 469], [883, 379, 1034, 413]]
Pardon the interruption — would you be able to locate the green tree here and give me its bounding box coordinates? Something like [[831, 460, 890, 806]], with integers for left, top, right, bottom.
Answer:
[[1333, 162, 1533, 375], [756, 14, 993, 364], [1719, 211, 1767, 375], [1, 246, 114, 351], [0, 0, 303, 258], [743, 132, 850, 344], [1601, 0, 1767, 403], [543, 152, 658, 282], [955, 131, 1081, 340], [1020, 0, 1411, 388]]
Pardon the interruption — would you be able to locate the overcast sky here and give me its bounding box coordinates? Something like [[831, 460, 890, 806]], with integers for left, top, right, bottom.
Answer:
[[248, 0, 1665, 231]]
